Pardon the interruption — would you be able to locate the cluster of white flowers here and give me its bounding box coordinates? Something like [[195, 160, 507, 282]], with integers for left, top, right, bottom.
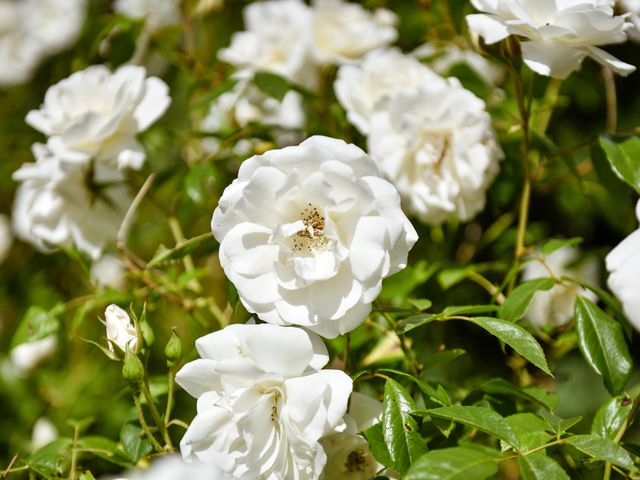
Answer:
[[522, 246, 599, 328], [12, 65, 170, 260], [467, 0, 636, 79], [606, 200, 640, 331], [0, 0, 86, 86], [335, 48, 502, 225]]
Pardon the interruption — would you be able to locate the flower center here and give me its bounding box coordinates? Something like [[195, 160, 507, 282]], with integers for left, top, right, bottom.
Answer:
[[291, 203, 331, 253], [345, 449, 369, 473]]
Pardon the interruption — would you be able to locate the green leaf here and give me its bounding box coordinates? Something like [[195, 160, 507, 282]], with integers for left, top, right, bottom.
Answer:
[[253, 72, 290, 101], [405, 446, 499, 480], [11, 306, 60, 348], [437, 267, 470, 289], [468, 317, 551, 375], [541, 237, 583, 256], [499, 278, 556, 322], [409, 298, 433, 311], [505, 414, 553, 452], [599, 136, 640, 194], [28, 438, 72, 479], [401, 305, 499, 333], [382, 379, 428, 474], [120, 423, 152, 463], [518, 452, 569, 480], [565, 434, 636, 470], [419, 405, 518, 448], [479, 379, 554, 410], [574, 297, 632, 395], [379, 369, 451, 407], [591, 395, 633, 440], [146, 232, 215, 268], [539, 411, 582, 435], [363, 422, 394, 469]]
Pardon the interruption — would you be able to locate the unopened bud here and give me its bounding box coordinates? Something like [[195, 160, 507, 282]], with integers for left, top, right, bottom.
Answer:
[[164, 328, 182, 367], [140, 319, 154, 347], [122, 347, 145, 387]]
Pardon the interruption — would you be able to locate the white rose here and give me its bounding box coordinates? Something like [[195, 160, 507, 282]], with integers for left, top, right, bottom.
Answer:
[[368, 80, 502, 225], [334, 48, 444, 135], [0, 214, 13, 265], [606, 200, 640, 330], [26, 65, 170, 171], [467, 0, 636, 79], [620, 0, 640, 42], [104, 305, 138, 352], [321, 392, 382, 480], [0, 2, 42, 86], [218, 0, 315, 86], [211, 136, 417, 338], [91, 254, 126, 290], [24, 0, 86, 56], [311, 0, 397, 65], [522, 246, 599, 328], [114, 0, 181, 30], [103, 455, 231, 480], [10, 335, 57, 374], [176, 323, 352, 479], [12, 144, 131, 260], [31, 417, 58, 451]]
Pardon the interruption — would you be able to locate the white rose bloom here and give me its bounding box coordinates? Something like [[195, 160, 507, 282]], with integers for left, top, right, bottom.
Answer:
[[0, 214, 12, 264], [218, 0, 315, 85], [104, 305, 138, 352], [606, 200, 640, 331], [311, 0, 397, 65], [10, 335, 57, 374], [467, 0, 636, 79], [620, 0, 640, 42], [91, 254, 126, 290], [12, 144, 131, 260], [26, 65, 170, 171], [114, 0, 181, 30], [212, 136, 417, 338], [31, 417, 58, 451], [321, 392, 381, 480], [368, 80, 502, 225], [522, 246, 599, 328], [0, 0, 85, 87], [176, 323, 352, 479], [334, 48, 444, 135]]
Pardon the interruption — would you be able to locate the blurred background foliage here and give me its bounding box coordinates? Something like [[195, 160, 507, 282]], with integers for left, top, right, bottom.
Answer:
[[1, 0, 640, 478]]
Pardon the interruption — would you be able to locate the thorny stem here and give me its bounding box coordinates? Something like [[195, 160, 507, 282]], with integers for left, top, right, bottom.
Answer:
[[133, 392, 165, 453]]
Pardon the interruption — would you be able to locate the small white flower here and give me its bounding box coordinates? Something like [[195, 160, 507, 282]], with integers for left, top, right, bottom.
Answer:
[[212, 136, 417, 338], [606, 200, 640, 330], [103, 455, 230, 480], [218, 0, 315, 86], [523, 246, 599, 328], [311, 0, 397, 65], [0, 214, 12, 265], [0, 0, 85, 86], [467, 0, 636, 79], [10, 335, 57, 374], [26, 65, 170, 171], [201, 78, 305, 155], [176, 323, 352, 479], [368, 79, 502, 225], [91, 254, 126, 290], [31, 418, 58, 451], [114, 0, 181, 31], [335, 48, 444, 135], [321, 392, 381, 480], [12, 145, 131, 260], [104, 304, 138, 352]]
